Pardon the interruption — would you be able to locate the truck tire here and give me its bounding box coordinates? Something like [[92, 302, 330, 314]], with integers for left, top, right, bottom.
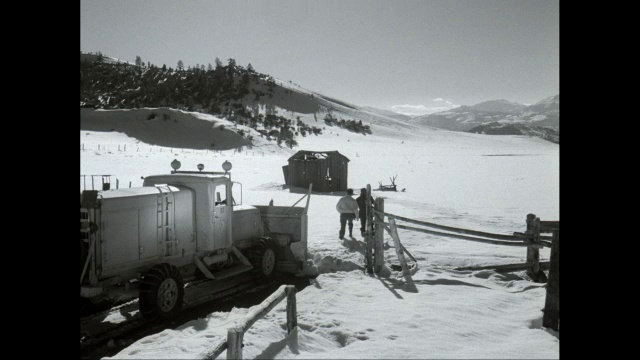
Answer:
[[249, 238, 278, 281], [139, 263, 184, 321]]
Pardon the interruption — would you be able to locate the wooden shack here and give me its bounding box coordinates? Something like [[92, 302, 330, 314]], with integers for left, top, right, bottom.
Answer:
[[283, 150, 350, 192]]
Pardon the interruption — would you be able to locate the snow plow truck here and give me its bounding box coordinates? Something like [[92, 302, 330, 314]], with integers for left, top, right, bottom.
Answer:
[[80, 160, 309, 321]]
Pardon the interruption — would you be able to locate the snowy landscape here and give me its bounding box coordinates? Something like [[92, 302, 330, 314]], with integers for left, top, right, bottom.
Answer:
[[81, 103, 559, 359], [80, 1, 559, 356]]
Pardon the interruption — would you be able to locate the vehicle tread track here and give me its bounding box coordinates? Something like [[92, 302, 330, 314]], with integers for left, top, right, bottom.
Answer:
[[79, 278, 217, 324], [80, 280, 270, 354]]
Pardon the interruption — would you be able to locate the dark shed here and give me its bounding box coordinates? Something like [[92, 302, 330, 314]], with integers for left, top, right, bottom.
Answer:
[[282, 150, 350, 192]]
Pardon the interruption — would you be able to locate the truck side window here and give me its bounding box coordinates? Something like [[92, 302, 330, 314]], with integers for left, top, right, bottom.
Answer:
[[215, 184, 227, 206]]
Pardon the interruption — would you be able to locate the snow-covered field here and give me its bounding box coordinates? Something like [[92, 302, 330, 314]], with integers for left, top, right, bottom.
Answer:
[[81, 107, 559, 359]]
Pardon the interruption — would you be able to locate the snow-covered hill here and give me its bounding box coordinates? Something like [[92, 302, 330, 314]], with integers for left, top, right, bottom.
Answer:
[[361, 106, 414, 122], [80, 52, 135, 65], [81, 104, 559, 359]]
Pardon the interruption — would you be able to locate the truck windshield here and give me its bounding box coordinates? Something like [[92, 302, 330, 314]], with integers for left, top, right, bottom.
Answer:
[[215, 184, 227, 206]]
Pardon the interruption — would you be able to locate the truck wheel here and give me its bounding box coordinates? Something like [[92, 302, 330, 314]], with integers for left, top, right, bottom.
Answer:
[[249, 238, 278, 281], [139, 264, 184, 321]]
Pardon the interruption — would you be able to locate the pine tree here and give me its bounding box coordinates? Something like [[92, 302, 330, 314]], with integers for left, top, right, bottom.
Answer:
[[227, 58, 236, 71], [247, 63, 254, 72], [177, 60, 184, 71], [135, 55, 142, 66]]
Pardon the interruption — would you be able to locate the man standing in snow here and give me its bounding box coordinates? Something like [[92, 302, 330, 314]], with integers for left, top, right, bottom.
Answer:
[[356, 188, 374, 237], [336, 188, 359, 240]]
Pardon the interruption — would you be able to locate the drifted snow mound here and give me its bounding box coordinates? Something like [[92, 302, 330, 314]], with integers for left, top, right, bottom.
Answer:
[[378, 264, 392, 278], [302, 259, 319, 277], [305, 253, 408, 278], [311, 254, 363, 274], [80, 108, 263, 150]]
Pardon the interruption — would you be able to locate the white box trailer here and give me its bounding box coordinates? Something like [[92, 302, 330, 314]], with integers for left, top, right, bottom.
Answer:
[[80, 168, 310, 321]]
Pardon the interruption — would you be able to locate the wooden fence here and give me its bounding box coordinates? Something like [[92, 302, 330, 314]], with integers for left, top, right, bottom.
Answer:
[[200, 285, 297, 360], [362, 183, 559, 331]]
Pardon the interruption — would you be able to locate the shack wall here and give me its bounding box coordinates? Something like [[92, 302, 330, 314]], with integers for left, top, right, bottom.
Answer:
[[286, 153, 349, 192]]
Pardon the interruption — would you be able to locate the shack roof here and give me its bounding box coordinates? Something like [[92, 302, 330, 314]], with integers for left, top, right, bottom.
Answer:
[[287, 150, 350, 162]]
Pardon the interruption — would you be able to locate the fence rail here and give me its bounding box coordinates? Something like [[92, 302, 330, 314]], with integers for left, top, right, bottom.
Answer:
[[374, 208, 554, 281], [380, 211, 524, 241], [380, 211, 552, 242], [456, 261, 550, 272], [365, 183, 559, 332], [200, 284, 297, 360], [387, 222, 543, 248]]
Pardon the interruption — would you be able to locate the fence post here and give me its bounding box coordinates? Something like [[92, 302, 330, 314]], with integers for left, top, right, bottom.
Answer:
[[389, 218, 411, 278], [526, 214, 546, 282], [543, 229, 559, 330], [365, 184, 374, 274], [285, 285, 297, 334], [374, 197, 385, 273], [227, 327, 243, 359]]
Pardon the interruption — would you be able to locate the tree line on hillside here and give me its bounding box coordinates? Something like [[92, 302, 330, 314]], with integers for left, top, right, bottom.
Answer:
[[323, 114, 372, 135], [80, 55, 332, 148], [81, 56, 264, 110]]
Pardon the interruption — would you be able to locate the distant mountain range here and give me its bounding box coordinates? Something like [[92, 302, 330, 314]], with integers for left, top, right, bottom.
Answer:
[[411, 95, 559, 143]]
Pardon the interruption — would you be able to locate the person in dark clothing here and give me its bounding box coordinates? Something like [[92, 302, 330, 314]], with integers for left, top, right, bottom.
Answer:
[[356, 188, 374, 237]]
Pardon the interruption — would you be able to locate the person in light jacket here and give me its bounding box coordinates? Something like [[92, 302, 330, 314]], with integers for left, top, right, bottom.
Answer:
[[336, 188, 359, 239]]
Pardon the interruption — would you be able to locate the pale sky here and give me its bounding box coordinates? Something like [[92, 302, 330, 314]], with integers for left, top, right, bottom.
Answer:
[[80, 0, 559, 115]]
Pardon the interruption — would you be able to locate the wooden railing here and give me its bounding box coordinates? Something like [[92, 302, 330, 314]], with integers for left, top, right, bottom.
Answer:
[[362, 183, 559, 331], [200, 285, 297, 360], [370, 207, 555, 282]]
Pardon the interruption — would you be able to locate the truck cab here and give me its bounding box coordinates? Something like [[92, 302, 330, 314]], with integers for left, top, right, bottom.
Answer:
[[80, 163, 309, 321]]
